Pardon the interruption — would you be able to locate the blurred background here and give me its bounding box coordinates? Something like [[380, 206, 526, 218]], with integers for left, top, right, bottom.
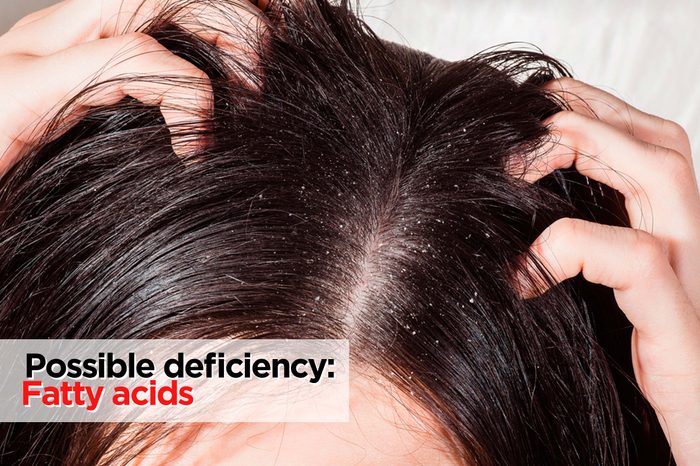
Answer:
[[2, 0, 699, 173]]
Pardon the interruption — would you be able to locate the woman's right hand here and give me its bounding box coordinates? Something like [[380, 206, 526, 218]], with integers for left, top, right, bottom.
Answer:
[[0, 0, 268, 172], [518, 78, 700, 465]]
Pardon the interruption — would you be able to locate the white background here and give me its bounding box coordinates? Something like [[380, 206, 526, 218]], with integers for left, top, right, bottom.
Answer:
[[2, 0, 699, 175]]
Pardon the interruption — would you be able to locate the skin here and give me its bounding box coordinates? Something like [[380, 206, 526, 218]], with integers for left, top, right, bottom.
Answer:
[[0, 0, 269, 166], [1, 1, 699, 464], [518, 78, 700, 464], [128, 375, 462, 465]]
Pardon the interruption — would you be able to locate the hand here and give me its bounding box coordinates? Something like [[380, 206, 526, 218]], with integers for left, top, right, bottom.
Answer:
[[518, 78, 700, 465], [0, 0, 269, 172]]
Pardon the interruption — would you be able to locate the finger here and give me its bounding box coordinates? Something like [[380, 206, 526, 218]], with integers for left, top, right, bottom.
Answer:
[[518, 111, 699, 226], [0, 0, 99, 55], [544, 77, 693, 167], [0, 135, 24, 172], [0, 0, 268, 59], [522, 217, 700, 460], [167, 0, 269, 78], [513, 111, 700, 305], [522, 218, 699, 341], [0, 33, 213, 169], [8, 1, 65, 32]]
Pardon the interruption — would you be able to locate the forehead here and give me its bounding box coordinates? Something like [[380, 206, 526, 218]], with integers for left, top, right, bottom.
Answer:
[[131, 375, 463, 465]]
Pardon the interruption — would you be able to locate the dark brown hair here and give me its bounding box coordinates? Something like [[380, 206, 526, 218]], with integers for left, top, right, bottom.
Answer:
[[0, 0, 669, 464]]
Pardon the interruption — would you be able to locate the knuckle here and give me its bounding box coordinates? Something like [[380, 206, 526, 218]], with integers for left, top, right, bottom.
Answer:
[[176, 61, 206, 82], [549, 109, 573, 125], [545, 76, 581, 92], [662, 119, 691, 148], [553, 76, 579, 89], [174, 66, 212, 100], [534, 218, 588, 277], [546, 111, 576, 137], [630, 230, 665, 269], [118, 32, 161, 52], [184, 65, 209, 82], [658, 147, 692, 183], [549, 217, 586, 246], [548, 110, 585, 131]]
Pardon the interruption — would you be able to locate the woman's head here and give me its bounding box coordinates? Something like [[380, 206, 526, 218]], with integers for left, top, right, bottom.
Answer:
[[0, 0, 668, 464]]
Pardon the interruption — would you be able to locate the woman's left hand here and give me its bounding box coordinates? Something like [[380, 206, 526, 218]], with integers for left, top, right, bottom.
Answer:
[[518, 77, 700, 465]]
